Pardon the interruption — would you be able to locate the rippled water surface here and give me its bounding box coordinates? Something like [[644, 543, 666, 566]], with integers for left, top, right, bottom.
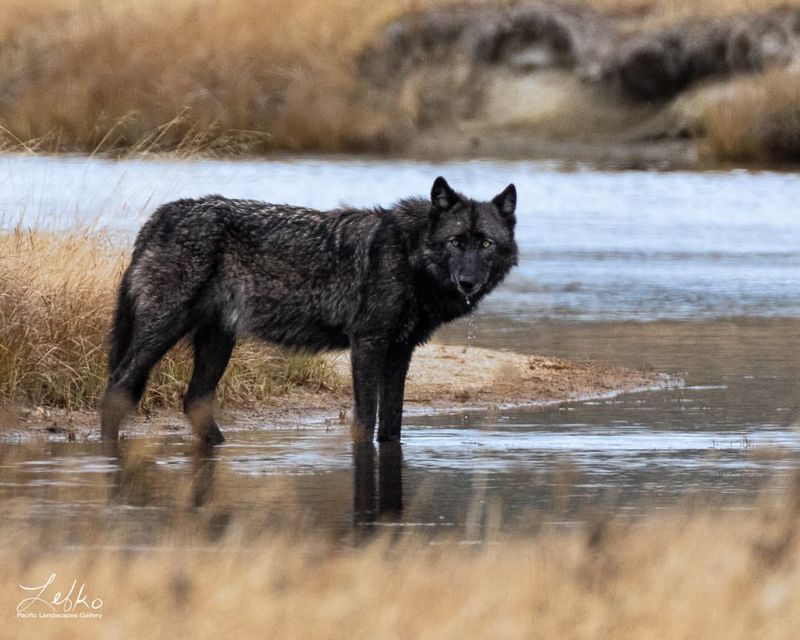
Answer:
[[2, 155, 800, 541]]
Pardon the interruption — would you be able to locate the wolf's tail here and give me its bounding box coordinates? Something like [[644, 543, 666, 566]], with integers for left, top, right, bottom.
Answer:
[[107, 271, 135, 377]]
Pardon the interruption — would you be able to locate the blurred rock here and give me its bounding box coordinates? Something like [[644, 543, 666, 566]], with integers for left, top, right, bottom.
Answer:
[[359, 3, 615, 84], [359, 2, 800, 137], [614, 10, 800, 100]]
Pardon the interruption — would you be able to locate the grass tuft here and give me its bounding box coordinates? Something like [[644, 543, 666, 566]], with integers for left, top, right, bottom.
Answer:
[[699, 68, 800, 164]]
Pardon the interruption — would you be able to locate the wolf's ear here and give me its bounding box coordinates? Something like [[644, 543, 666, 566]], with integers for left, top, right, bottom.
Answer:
[[431, 176, 457, 211], [493, 183, 516, 221]]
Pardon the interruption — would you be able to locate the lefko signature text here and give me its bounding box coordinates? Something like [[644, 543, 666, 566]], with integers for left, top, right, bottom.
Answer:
[[17, 573, 103, 619]]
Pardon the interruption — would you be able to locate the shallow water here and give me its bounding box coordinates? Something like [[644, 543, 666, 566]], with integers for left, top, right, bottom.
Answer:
[[2, 155, 800, 541]]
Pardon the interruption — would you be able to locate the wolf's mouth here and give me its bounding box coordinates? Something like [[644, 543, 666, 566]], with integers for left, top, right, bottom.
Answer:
[[451, 270, 484, 297], [456, 281, 478, 296]]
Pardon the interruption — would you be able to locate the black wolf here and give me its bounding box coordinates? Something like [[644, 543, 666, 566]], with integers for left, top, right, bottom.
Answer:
[[101, 177, 518, 444]]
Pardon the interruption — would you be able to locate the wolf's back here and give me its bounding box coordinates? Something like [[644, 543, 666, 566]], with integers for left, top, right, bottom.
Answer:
[[131, 196, 227, 260], [122, 198, 231, 313]]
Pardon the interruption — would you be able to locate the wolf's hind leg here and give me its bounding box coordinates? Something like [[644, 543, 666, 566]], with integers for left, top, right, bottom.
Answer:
[[107, 274, 135, 380], [101, 315, 191, 441], [184, 321, 235, 446]]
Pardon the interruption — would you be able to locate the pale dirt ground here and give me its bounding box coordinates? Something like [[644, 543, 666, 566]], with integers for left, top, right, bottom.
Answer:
[[1, 344, 676, 441]]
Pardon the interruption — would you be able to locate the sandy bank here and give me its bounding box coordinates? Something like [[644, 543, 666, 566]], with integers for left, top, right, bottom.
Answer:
[[2, 344, 677, 441]]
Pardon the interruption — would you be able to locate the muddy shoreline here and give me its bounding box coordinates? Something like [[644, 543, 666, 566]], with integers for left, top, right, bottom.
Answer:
[[2, 344, 679, 442]]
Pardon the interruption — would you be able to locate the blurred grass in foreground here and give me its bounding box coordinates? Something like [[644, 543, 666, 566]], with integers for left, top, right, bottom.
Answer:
[[3, 471, 800, 638], [0, 227, 338, 410]]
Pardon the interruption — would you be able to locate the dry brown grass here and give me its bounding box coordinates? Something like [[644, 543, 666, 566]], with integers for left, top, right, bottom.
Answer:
[[0, 227, 338, 410], [699, 68, 800, 163], [2, 0, 800, 155], [3, 479, 800, 638], [0, 0, 483, 155]]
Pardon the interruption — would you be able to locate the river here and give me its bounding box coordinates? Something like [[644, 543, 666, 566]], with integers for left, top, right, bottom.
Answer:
[[2, 154, 800, 542]]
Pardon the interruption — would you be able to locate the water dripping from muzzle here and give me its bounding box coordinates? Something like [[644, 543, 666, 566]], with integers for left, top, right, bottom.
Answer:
[[462, 296, 477, 429]]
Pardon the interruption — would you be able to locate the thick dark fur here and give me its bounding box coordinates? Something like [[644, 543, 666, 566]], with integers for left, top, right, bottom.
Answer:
[[101, 177, 518, 444]]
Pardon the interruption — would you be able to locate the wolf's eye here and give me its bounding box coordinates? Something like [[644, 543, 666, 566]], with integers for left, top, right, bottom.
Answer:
[[450, 238, 462, 248], [481, 239, 493, 248]]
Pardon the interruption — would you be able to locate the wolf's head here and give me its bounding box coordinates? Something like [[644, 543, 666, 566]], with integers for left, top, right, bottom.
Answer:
[[423, 176, 518, 300]]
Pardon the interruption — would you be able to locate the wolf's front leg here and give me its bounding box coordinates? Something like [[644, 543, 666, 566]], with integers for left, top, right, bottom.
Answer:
[[350, 337, 387, 442], [378, 344, 414, 442]]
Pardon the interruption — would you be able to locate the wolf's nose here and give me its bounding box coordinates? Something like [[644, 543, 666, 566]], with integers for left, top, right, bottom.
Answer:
[[458, 278, 477, 293]]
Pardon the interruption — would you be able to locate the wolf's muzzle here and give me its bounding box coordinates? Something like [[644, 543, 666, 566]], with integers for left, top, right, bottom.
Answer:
[[452, 270, 488, 297], [456, 277, 479, 295]]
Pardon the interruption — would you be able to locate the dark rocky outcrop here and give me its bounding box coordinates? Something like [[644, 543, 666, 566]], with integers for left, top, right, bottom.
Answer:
[[359, 2, 800, 123], [614, 10, 800, 100], [357, 3, 618, 129], [359, 3, 615, 85]]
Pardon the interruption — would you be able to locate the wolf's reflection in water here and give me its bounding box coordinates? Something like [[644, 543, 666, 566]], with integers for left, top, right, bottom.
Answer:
[[102, 438, 404, 543], [189, 442, 217, 510], [353, 442, 404, 541], [105, 440, 166, 508], [105, 440, 217, 508], [104, 440, 233, 542]]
